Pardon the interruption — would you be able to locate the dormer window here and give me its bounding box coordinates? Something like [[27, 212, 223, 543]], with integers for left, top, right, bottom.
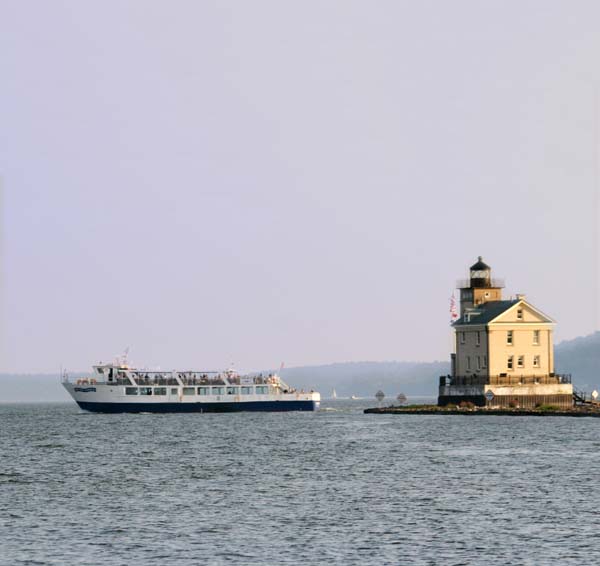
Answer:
[[517, 308, 523, 320]]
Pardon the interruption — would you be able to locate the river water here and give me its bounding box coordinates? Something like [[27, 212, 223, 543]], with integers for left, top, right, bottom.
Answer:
[[1, 400, 600, 565]]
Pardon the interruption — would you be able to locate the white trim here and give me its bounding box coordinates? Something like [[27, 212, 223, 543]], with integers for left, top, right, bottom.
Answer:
[[487, 300, 555, 325]]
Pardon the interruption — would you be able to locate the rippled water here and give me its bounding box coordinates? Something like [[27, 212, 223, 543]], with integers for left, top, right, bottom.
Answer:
[[2, 401, 600, 565]]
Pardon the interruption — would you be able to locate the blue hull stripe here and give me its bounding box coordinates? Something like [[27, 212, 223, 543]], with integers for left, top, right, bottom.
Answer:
[[76, 400, 318, 413]]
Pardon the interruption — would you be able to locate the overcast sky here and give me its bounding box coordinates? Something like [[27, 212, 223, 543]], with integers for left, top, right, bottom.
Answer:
[[1, 1, 599, 373]]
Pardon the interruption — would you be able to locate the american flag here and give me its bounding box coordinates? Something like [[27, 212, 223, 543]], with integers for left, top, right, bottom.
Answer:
[[450, 293, 459, 324]]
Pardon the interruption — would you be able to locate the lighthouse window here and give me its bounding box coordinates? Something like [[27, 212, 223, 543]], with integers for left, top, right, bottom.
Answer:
[[507, 331, 513, 345], [507, 356, 514, 370], [533, 330, 540, 345], [182, 387, 195, 396]]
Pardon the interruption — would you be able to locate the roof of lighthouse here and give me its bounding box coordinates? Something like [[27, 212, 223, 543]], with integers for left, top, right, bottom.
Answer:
[[470, 256, 491, 271], [453, 298, 555, 327], [453, 300, 519, 326]]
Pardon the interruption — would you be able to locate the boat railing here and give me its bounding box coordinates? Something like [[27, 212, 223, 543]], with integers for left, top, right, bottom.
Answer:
[[179, 377, 226, 386], [65, 369, 289, 388], [132, 376, 181, 386], [227, 374, 281, 385]]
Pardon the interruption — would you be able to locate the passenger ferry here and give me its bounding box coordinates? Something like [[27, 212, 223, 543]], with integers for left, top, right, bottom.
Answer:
[[62, 360, 320, 413]]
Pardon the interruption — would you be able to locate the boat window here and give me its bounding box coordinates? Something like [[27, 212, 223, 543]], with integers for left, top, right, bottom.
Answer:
[[255, 386, 268, 395], [154, 387, 167, 396], [226, 387, 238, 395], [198, 387, 210, 395], [139, 387, 152, 396], [182, 387, 195, 396], [212, 387, 225, 395], [241, 386, 253, 395], [96, 367, 104, 374], [171, 388, 178, 395], [125, 387, 139, 396]]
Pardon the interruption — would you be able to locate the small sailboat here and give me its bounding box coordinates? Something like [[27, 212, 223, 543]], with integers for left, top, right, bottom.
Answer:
[[331, 388, 337, 400]]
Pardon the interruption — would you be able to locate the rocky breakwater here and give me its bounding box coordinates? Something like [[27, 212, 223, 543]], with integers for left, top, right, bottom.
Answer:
[[364, 404, 600, 417]]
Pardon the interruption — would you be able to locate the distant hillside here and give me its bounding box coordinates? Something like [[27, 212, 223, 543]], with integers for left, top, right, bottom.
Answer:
[[555, 331, 600, 391], [0, 362, 448, 402], [278, 361, 448, 398], [0, 374, 68, 403], [278, 331, 600, 398], [1, 332, 597, 402]]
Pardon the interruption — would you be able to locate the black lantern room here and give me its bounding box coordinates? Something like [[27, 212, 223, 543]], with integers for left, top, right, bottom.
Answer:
[[469, 256, 492, 288]]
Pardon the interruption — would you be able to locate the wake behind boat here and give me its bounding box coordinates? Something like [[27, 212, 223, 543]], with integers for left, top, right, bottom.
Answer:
[[63, 361, 320, 413]]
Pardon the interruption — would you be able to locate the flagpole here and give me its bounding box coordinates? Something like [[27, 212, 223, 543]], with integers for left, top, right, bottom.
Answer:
[[449, 291, 458, 376]]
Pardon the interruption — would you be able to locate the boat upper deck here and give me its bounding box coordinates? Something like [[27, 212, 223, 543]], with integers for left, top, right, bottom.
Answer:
[[64, 363, 297, 392]]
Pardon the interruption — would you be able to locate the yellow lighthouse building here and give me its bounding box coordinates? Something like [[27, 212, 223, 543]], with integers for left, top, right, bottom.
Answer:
[[439, 257, 573, 409]]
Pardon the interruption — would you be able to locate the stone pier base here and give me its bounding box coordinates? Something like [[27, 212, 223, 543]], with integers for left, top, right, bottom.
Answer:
[[438, 383, 574, 409]]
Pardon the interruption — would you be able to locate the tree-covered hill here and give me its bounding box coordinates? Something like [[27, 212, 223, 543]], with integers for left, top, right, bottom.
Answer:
[[1, 332, 597, 402], [555, 331, 600, 392]]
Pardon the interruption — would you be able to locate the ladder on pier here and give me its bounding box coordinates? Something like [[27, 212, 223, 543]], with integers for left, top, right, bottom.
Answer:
[[573, 388, 600, 406]]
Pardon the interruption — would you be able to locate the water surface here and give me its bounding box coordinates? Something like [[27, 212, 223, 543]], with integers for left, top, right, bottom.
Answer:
[[1, 401, 600, 565]]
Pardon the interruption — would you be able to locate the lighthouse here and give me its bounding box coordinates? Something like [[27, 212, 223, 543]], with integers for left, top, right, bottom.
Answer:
[[439, 257, 573, 409]]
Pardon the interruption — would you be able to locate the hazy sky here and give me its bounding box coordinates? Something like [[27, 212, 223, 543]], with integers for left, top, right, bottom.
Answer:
[[1, 1, 599, 373]]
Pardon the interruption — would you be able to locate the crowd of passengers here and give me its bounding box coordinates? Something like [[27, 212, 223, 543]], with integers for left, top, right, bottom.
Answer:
[[111, 371, 280, 386], [225, 374, 277, 385]]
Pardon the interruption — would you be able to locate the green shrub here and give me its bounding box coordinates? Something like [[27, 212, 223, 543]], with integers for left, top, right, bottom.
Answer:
[[536, 404, 560, 412]]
